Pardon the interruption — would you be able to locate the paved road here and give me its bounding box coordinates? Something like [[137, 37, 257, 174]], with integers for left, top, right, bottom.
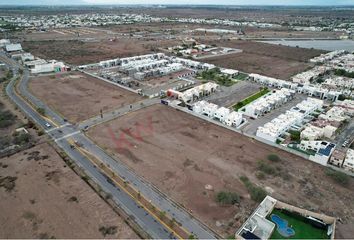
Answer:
[[1, 53, 217, 239], [335, 119, 354, 148]]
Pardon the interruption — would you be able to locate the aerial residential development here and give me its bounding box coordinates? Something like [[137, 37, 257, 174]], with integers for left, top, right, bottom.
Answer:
[[0, 2, 353, 240]]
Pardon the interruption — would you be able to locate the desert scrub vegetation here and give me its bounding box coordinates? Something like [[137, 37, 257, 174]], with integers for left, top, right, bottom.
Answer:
[[215, 191, 240, 205], [240, 176, 267, 203], [267, 154, 281, 162], [325, 169, 350, 186]]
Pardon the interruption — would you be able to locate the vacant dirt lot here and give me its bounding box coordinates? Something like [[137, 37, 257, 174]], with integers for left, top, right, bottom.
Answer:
[[204, 40, 326, 79], [0, 143, 138, 239], [88, 104, 354, 237], [28, 71, 143, 122], [22, 38, 178, 65]]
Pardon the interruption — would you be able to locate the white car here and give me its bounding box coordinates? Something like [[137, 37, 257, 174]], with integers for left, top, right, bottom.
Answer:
[[45, 122, 51, 128]]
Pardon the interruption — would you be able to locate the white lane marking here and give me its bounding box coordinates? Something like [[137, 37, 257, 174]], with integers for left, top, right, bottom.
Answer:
[[55, 131, 80, 142], [45, 123, 71, 133]]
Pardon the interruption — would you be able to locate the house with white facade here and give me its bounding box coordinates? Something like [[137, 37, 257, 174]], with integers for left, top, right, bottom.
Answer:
[[301, 124, 337, 140], [343, 149, 354, 173], [298, 141, 336, 165], [224, 111, 243, 127]]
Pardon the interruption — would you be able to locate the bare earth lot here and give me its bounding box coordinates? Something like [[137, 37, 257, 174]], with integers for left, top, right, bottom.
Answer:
[[0, 143, 138, 239], [28, 71, 143, 122], [204, 40, 326, 79], [22, 38, 178, 65], [88, 104, 354, 237]]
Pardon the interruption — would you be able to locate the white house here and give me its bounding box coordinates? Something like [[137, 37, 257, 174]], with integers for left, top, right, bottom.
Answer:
[[343, 149, 354, 173], [225, 111, 243, 127], [299, 141, 336, 165], [213, 107, 230, 122], [301, 124, 337, 140]]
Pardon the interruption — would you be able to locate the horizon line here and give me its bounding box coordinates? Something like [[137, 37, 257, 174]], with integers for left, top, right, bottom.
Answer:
[[1, 4, 354, 6]]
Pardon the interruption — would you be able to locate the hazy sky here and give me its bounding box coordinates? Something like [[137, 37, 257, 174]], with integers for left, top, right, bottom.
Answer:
[[2, 0, 354, 5]]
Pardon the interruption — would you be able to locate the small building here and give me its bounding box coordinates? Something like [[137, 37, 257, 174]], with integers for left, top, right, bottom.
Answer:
[[343, 149, 354, 173], [20, 53, 35, 62], [301, 124, 337, 140], [5, 43, 22, 52], [220, 68, 239, 77], [225, 111, 243, 127], [213, 107, 230, 122], [30, 60, 67, 74], [329, 149, 346, 167], [301, 125, 323, 141]]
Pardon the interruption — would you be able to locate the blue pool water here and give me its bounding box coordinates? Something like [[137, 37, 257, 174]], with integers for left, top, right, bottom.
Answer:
[[271, 214, 295, 238]]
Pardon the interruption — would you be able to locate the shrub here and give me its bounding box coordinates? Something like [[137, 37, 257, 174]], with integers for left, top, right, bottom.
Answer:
[[36, 107, 45, 115], [267, 154, 281, 162], [257, 160, 277, 175], [0, 110, 16, 128], [99, 226, 117, 237], [216, 191, 240, 205], [325, 169, 350, 186], [255, 171, 266, 180], [13, 133, 31, 145], [240, 176, 267, 203]]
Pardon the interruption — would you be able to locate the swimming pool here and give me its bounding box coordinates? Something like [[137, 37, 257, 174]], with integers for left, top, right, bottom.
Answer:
[[271, 214, 295, 238]]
